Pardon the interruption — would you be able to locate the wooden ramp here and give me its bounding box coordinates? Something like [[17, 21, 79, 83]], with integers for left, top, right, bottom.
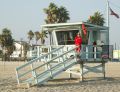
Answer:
[[15, 46, 77, 88]]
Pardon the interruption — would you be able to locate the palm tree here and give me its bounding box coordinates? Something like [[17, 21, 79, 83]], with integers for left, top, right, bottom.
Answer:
[[34, 31, 40, 44], [0, 34, 4, 55], [2, 28, 11, 36], [27, 30, 34, 44], [39, 31, 48, 45], [23, 42, 29, 60], [0, 35, 3, 46], [44, 2, 58, 24], [57, 6, 70, 23], [0, 28, 11, 47], [0, 28, 14, 61], [44, 2, 70, 24], [87, 11, 105, 26]]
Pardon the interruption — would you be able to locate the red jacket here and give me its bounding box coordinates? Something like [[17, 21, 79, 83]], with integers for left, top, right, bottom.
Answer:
[[74, 36, 82, 46]]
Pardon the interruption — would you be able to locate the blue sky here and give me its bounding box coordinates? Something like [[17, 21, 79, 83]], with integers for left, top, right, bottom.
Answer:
[[0, 0, 120, 46]]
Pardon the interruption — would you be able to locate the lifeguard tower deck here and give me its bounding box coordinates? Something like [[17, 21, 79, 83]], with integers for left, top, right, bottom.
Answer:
[[15, 22, 113, 88]]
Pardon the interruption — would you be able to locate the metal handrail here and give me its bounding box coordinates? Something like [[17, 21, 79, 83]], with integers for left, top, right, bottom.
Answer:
[[16, 46, 64, 70]]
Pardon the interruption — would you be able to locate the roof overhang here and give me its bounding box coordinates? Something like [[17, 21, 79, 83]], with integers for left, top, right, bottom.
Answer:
[[41, 22, 108, 32]]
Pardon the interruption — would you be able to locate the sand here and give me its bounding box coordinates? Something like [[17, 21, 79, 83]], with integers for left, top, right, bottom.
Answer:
[[1, 61, 120, 92]]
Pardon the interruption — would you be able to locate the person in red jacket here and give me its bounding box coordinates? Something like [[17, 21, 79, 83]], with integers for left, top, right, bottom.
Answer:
[[74, 32, 82, 53]]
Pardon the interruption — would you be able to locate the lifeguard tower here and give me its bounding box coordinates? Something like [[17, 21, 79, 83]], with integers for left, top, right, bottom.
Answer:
[[15, 22, 113, 88]]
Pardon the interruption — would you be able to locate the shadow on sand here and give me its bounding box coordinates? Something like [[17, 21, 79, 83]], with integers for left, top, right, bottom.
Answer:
[[36, 77, 120, 88]]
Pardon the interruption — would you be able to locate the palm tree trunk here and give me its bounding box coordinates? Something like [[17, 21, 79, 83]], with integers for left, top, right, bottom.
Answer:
[[36, 40, 37, 45]]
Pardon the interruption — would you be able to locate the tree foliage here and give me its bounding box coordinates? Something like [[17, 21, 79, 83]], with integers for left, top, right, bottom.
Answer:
[[0, 28, 15, 61], [39, 31, 48, 45], [27, 30, 48, 45], [44, 2, 70, 24], [87, 11, 105, 26], [27, 30, 34, 44], [23, 42, 30, 60], [34, 31, 41, 44]]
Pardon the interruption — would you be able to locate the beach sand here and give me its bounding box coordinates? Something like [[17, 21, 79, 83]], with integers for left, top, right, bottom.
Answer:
[[1, 61, 120, 92]]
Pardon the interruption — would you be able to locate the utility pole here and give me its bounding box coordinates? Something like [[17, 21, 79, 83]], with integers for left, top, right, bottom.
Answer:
[[118, 45, 120, 61], [106, 0, 110, 45]]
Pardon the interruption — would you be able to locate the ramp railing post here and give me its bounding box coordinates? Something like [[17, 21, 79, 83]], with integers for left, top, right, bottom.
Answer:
[[16, 70, 20, 85], [86, 46, 88, 59], [31, 63, 38, 84], [61, 47, 66, 68], [80, 62, 83, 81], [94, 46, 97, 59], [47, 62, 53, 78], [102, 62, 105, 79]]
